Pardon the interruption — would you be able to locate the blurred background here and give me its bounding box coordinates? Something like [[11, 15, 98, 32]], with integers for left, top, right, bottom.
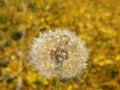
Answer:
[[0, 0, 120, 90]]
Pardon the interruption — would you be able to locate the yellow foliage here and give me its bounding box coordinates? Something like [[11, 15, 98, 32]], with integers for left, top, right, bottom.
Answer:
[[0, 0, 120, 90]]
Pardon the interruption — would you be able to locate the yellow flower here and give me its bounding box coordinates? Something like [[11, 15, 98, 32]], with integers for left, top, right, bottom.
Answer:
[[28, 29, 88, 78]]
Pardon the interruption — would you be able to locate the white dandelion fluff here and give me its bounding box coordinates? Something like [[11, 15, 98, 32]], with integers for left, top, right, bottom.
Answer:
[[28, 29, 88, 79]]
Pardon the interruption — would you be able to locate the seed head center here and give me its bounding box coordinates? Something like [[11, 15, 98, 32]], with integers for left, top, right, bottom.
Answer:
[[50, 46, 68, 64]]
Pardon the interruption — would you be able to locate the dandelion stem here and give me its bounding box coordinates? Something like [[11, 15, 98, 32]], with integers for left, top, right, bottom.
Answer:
[[56, 76, 60, 90]]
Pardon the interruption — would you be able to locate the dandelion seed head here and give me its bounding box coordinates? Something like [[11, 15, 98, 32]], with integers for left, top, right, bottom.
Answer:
[[29, 29, 88, 78]]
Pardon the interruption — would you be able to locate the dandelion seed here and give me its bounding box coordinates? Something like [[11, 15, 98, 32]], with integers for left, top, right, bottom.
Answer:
[[28, 29, 88, 79]]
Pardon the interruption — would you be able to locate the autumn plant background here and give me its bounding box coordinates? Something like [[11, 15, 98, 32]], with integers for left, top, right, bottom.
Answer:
[[0, 0, 120, 90]]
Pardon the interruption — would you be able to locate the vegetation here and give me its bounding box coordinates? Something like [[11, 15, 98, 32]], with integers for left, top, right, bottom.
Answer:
[[0, 0, 120, 90]]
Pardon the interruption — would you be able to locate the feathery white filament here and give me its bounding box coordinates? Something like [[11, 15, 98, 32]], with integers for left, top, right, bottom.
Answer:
[[29, 29, 88, 78]]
